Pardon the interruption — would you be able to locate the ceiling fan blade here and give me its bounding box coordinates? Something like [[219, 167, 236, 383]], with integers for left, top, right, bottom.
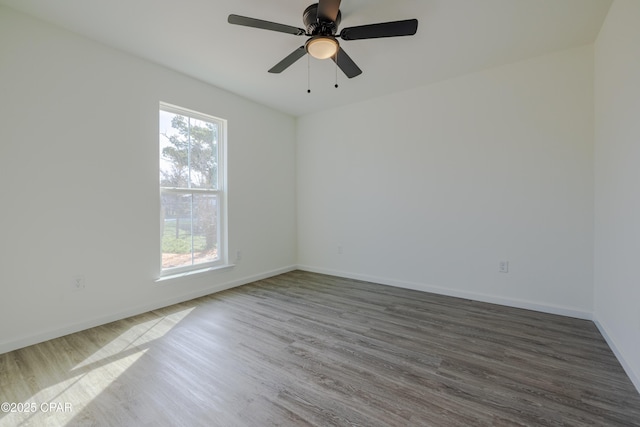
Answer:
[[340, 19, 418, 40], [332, 47, 362, 79], [317, 0, 341, 22], [228, 14, 306, 36], [268, 46, 307, 73]]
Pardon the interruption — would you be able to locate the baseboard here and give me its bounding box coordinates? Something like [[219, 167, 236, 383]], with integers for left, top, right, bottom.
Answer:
[[593, 319, 640, 394], [296, 265, 593, 320], [0, 265, 297, 355]]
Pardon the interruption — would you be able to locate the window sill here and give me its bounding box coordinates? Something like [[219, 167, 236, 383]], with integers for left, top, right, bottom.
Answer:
[[155, 263, 235, 284]]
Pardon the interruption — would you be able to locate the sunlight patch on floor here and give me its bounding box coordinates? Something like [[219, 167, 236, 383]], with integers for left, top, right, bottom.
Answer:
[[0, 307, 195, 426]]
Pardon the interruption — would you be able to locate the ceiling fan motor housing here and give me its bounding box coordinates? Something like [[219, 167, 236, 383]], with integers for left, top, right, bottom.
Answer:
[[303, 3, 341, 35]]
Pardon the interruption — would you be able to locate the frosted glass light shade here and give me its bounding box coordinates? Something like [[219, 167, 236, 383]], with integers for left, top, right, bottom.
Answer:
[[306, 37, 339, 59]]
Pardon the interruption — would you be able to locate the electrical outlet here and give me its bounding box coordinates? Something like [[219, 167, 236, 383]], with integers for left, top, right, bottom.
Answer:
[[236, 250, 242, 262], [499, 261, 509, 273], [337, 245, 343, 255], [70, 275, 85, 292]]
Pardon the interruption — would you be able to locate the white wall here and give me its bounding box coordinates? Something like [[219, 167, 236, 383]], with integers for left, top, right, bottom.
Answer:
[[0, 7, 297, 353], [297, 45, 595, 317], [594, 0, 640, 390]]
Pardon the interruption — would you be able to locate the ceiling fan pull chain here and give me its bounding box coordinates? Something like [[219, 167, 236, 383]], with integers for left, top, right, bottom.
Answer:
[[307, 54, 311, 93], [335, 54, 339, 88]]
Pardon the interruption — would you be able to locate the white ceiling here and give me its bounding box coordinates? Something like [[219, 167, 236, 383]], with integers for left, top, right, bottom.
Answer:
[[0, 0, 612, 117]]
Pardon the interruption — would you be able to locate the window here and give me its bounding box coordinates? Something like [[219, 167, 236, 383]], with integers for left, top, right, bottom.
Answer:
[[159, 103, 226, 275]]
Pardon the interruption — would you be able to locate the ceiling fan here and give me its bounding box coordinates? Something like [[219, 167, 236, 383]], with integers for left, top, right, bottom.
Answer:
[[228, 0, 418, 79]]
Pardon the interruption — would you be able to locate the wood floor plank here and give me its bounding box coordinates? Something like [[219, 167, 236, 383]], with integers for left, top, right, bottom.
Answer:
[[1, 270, 639, 426]]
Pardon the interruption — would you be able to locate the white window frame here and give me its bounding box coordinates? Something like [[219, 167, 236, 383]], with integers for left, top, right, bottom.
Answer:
[[159, 102, 228, 277]]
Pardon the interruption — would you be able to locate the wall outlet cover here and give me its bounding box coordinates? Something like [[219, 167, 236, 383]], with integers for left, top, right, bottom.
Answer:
[[499, 261, 509, 273]]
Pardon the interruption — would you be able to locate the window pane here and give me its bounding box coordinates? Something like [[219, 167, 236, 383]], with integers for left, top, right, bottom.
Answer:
[[161, 192, 219, 270], [159, 110, 218, 190], [192, 192, 219, 262], [189, 118, 219, 190], [159, 111, 189, 187]]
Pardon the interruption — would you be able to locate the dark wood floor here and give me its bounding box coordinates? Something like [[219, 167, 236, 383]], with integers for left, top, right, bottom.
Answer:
[[1, 270, 639, 426]]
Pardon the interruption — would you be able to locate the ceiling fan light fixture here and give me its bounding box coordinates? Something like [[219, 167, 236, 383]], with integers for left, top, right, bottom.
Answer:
[[306, 36, 339, 59]]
